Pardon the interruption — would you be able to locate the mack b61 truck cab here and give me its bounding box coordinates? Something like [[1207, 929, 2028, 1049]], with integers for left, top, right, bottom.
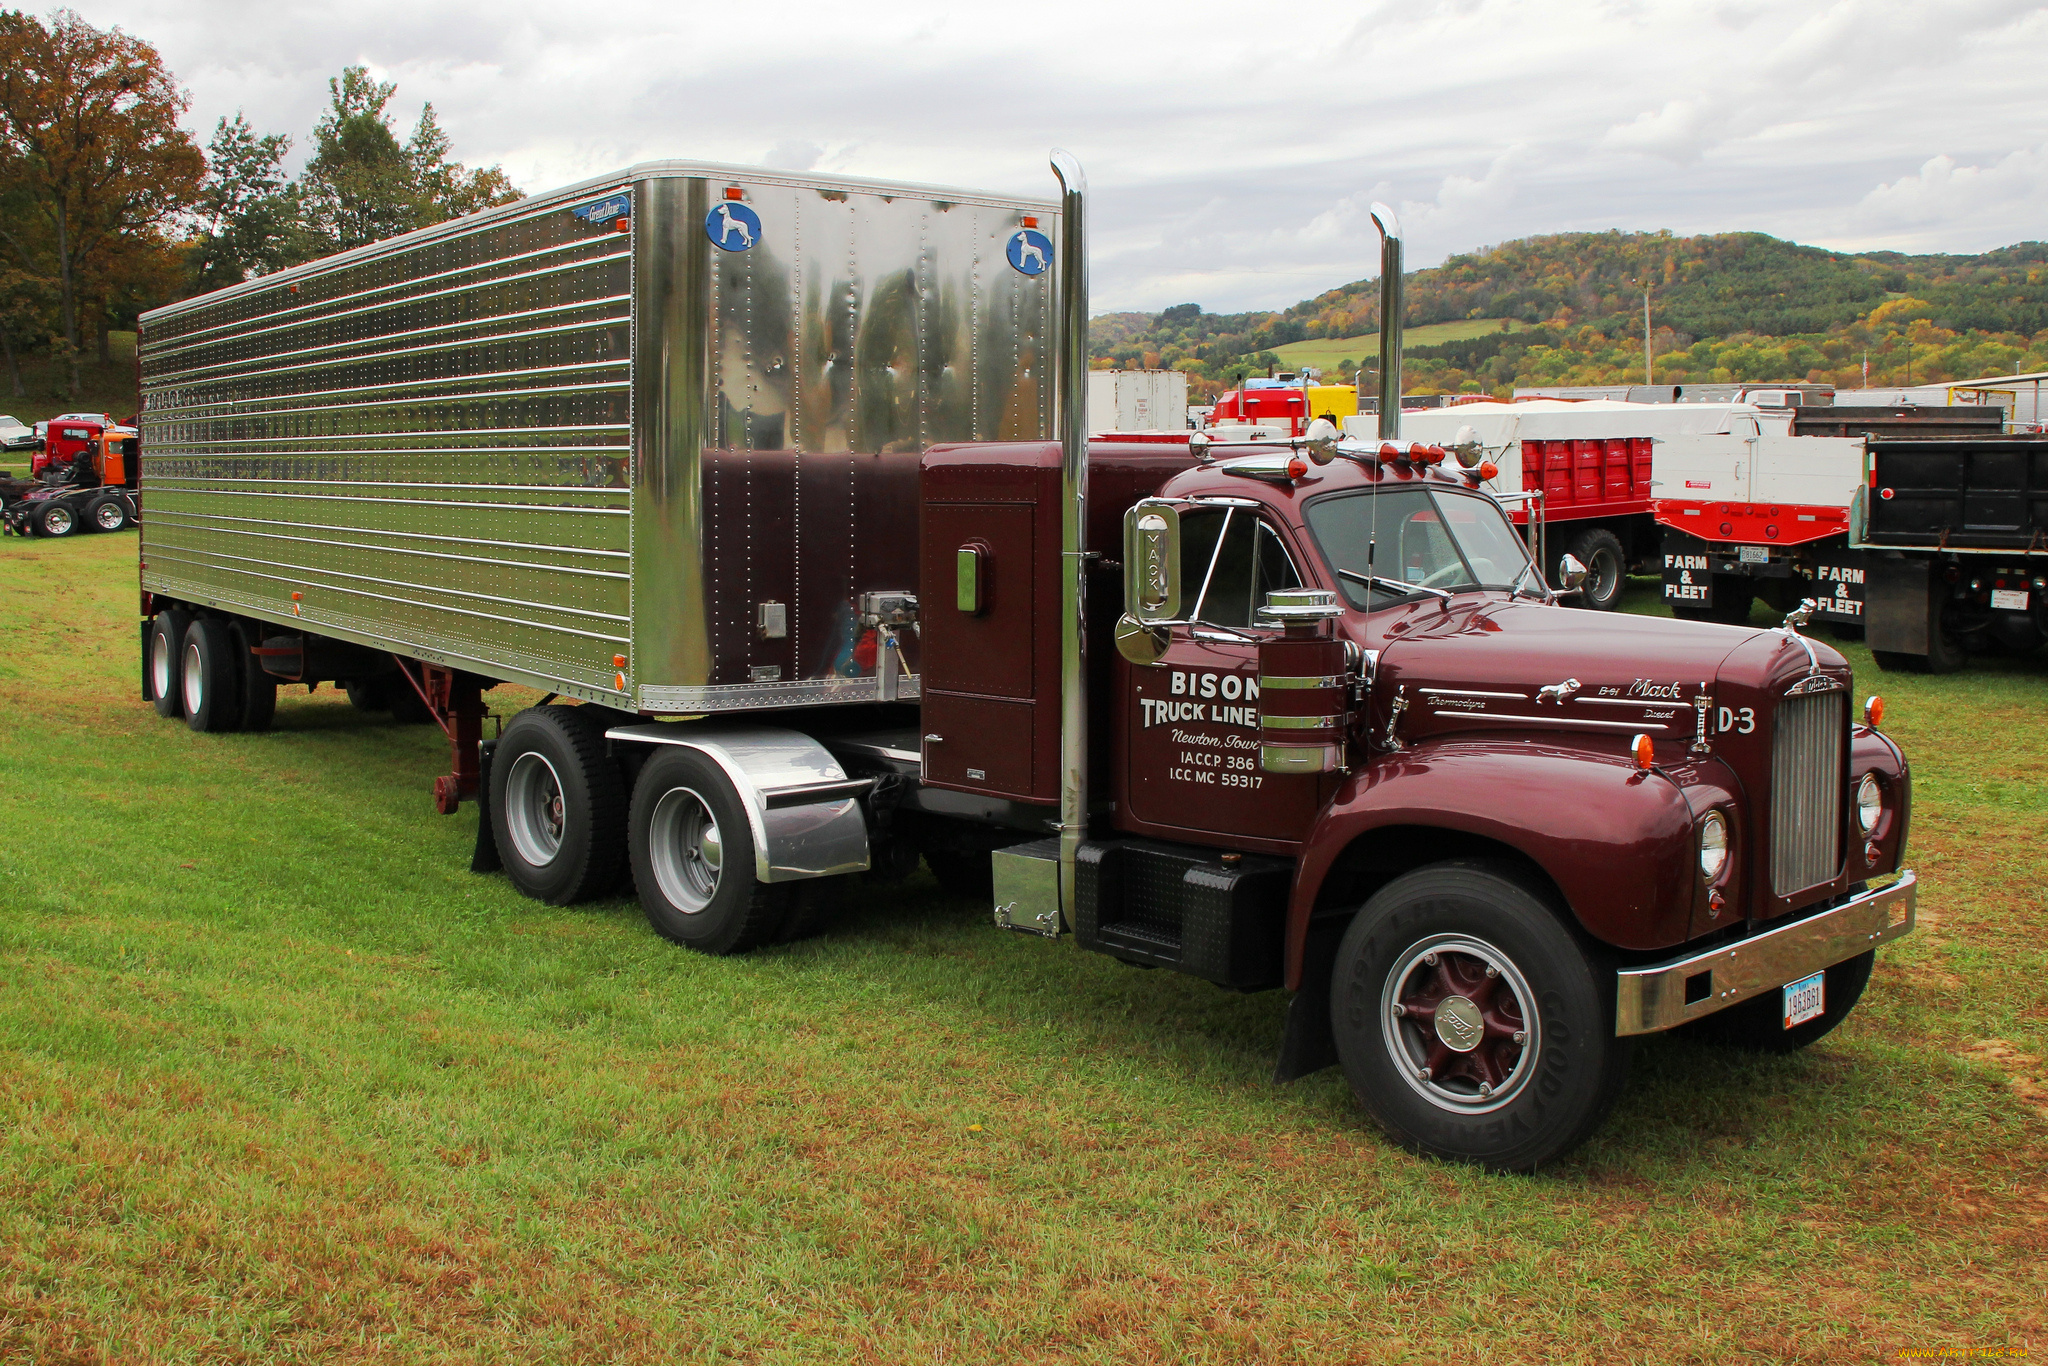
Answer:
[[133, 157, 1915, 1170]]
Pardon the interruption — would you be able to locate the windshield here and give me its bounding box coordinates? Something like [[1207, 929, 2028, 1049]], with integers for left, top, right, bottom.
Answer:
[[1305, 486, 1534, 609]]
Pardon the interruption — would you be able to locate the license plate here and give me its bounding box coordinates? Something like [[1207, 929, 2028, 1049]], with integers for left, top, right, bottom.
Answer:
[[1991, 588, 2029, 611], [1782, 971, 1825, 1028], [1738, 546, 1770, 564]]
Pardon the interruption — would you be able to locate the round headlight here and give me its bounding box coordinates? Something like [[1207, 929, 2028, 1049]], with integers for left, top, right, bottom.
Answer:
[[1698, 810, 1729, 882], [1857, 773, 1883, 836]]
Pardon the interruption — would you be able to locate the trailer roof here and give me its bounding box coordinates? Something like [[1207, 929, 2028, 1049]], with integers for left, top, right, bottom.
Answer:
[[145, 157, 1062, 324]]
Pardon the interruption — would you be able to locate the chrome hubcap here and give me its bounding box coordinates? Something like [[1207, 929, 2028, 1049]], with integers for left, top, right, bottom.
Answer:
[[504, 752, 567, 867], [96, 502, 123, 529], [152, 630, 172, 699], [1382, 935, 1539, 1114], [648, 786, 722, 913], [182, 641, 204, 714]]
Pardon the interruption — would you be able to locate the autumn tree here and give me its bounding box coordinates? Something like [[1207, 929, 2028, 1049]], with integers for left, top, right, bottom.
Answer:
[[0, 8, 202, 395]]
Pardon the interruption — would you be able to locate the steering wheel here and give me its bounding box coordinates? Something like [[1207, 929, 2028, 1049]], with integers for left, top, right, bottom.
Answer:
[[1419, 561, 1467, 589]]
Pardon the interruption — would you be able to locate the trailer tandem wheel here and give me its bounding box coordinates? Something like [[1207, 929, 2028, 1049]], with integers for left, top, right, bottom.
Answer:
[[181, 618, 244, 733], [148, 609, 192, 718], [488, 706, 628, 905], [628, 747, 789, 955]]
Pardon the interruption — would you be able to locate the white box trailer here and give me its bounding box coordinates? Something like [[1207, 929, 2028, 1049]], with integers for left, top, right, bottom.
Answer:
[[1086, 369, 1186, 432]]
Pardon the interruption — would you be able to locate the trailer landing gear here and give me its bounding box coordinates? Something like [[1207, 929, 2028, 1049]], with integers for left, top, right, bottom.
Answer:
[[390, 660, 492, 814]]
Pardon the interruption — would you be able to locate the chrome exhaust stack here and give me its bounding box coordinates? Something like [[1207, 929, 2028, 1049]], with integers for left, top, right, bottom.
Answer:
[[1371, 203, 1402, 440], [1051, 149, 1089, 929]]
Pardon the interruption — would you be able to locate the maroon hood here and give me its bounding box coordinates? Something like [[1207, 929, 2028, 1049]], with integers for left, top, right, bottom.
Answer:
[[1363, 598, 1851, 751]]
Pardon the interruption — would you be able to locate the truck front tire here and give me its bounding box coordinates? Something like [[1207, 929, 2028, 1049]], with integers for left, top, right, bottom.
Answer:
[[181, 617, 244, 733], [1330, 863, 1632, 1172], [628, 747, 788, 954], [489, 706, 628, 905], [149, 609, 192, 718]]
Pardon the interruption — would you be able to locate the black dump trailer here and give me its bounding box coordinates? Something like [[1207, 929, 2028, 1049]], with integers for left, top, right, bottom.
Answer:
[[1853, 434, 2048, 672]]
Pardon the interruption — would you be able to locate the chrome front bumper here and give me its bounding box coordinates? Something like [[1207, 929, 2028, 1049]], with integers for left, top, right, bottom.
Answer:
[[1615, 871, 1917, 1036]]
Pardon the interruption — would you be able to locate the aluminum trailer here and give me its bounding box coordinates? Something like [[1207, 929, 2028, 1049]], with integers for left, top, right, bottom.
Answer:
[[140, 159, 1062, 805]]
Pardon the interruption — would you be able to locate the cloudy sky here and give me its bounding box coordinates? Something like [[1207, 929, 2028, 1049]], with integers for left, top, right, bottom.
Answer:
[[87, 0, 2048, 314]]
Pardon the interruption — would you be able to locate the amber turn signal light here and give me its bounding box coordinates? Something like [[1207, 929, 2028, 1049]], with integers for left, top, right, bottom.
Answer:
[[1631, 733, 1655, 770], [1476, 461, 1498, 481], [1864, 694, 1884, 727]]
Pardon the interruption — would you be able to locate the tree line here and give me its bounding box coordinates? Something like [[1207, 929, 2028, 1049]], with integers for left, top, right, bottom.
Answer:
[[1098, 230, 2048, 396], [0, 8, 519, 400]]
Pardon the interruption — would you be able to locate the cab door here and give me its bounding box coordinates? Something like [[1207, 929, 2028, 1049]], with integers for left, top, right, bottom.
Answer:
[[1119, 503, 1325, 849]]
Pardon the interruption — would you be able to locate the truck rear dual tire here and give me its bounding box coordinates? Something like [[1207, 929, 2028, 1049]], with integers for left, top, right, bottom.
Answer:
[[489, 706, 628, 906], [1330, 863, 1632, 1172], [628, 747, 789, 954], [88, 495, 130, 532]]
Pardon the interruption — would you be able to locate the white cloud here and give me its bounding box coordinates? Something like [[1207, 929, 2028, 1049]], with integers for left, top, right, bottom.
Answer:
[[1602, 100, 1719, 163], [1838, 147, 2048, 248], [78, 0, 2048, 313]]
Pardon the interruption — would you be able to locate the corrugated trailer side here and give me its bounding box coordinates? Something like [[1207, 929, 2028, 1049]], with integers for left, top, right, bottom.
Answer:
[[140, 180, 638, 703]]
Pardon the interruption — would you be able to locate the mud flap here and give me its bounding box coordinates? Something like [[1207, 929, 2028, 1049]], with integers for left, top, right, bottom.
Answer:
[[470, 738, 502, 873], [1273, 917, 1346, 1083], [1866, 557, 1931, 655]]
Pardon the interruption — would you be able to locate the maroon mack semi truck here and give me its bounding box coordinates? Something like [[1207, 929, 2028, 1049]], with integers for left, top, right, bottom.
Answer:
[[133, 155, 1915, 1169]]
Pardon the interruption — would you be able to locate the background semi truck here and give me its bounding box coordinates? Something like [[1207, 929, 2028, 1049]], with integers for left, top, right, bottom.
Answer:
[[135, 158, 1916, 1170]]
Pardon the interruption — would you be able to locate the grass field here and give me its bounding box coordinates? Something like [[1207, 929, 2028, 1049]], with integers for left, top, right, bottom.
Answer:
[[1265, 320, 1532, 373], [2, 537, 2044, 1363]]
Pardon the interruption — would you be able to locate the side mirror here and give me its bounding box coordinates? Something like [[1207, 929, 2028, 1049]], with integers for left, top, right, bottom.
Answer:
[[1187, 431, 1213, 463], [1556, 552, 1589, 593], [1114, 614, 1171, 667], [1450, 424, 1483, 469], [1303, 417, 1339, 465], [1122, 501, 1181, 623]]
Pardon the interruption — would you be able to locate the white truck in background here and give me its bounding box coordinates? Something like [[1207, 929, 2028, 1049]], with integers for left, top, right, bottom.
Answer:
[[1087, 369, 1187, 433]]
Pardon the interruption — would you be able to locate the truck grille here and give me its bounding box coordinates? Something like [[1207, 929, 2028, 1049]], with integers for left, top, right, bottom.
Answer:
[[1770, 691, 1845, 896]]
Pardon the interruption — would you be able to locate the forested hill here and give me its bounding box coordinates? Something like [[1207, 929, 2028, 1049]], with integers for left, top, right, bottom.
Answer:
[[1095, 232, 2048, 397]]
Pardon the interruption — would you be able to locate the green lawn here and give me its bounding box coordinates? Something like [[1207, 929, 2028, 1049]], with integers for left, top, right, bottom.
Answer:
[[2, 539, 2044, 1362], [1266, 320, 1531, 373]]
